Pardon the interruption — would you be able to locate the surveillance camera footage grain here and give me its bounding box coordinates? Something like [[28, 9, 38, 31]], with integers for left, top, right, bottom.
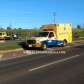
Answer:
[[0, 0, 84, 84]]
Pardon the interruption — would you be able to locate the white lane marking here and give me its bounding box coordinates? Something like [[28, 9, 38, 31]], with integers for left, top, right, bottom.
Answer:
[[24, 45, 71, 55], [29, 54, 80, 72]]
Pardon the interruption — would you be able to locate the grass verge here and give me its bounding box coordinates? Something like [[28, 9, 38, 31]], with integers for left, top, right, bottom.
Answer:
[[0, 41, 22, 50]]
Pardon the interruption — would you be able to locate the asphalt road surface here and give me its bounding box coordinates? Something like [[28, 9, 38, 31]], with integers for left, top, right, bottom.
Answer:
[[0, 43, 84, 84]]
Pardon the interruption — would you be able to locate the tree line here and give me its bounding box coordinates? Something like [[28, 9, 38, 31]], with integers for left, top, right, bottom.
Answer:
[[0, 27, 40, 39]]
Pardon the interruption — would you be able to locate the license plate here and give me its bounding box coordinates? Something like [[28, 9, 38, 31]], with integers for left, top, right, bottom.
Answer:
[[29, 45, 32, 47]]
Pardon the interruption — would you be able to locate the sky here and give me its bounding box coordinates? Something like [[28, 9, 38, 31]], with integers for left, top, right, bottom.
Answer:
[[0, 0, 84, 29]]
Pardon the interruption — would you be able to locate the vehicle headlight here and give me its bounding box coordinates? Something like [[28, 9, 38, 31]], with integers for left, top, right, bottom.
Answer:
[[36, 40, 41, 44]]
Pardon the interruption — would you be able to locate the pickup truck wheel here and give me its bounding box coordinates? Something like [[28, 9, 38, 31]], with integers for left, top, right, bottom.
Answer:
[[42, 44, 47, 50], [63, 40, 67, 46]]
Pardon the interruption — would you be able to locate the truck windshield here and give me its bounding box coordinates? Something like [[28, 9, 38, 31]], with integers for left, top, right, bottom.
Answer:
[[35, 32, 49, 37]]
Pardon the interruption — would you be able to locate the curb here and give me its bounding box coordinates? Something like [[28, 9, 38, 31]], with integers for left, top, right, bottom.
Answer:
[[72, 40, 84, 43], [0, 54, 3, 59], [0, 48, 24, 54]]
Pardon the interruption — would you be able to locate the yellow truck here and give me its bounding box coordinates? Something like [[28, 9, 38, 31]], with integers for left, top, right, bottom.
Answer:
[[26, 24, 72, 49], [0, 32, 10, 40]]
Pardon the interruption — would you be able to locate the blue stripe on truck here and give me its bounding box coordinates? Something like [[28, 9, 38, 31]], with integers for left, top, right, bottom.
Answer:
[[42, 40, 63, 46]]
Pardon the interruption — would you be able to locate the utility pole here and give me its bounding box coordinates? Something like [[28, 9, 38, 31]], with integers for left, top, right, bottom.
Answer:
[[53, 12, 57, 37], [53, 12, 56, 24]]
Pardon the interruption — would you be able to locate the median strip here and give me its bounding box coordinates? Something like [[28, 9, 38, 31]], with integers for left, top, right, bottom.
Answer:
[[72, 40, 84, 43], [0, 48, 23, 54]]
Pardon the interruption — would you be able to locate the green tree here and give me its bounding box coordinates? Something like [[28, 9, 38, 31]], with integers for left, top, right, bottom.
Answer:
[[77, 25, 81, 29], [7, 26, 12, 30]]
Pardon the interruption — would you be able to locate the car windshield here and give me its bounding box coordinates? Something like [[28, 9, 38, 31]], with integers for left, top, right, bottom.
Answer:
[[35, 32, 49, 37]]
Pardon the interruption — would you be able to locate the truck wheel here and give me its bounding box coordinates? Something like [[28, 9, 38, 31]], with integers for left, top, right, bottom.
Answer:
[[42, 44, 47, 50], [63, 40, 67, 46]]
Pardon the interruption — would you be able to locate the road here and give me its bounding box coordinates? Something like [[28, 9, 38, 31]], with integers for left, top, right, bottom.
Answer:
[[0, 43, 84, 84]]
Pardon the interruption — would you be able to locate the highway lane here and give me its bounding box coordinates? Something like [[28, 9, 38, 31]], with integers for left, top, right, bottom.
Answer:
[[7, 53, 84, 84], [0, 44, 84, 84]]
